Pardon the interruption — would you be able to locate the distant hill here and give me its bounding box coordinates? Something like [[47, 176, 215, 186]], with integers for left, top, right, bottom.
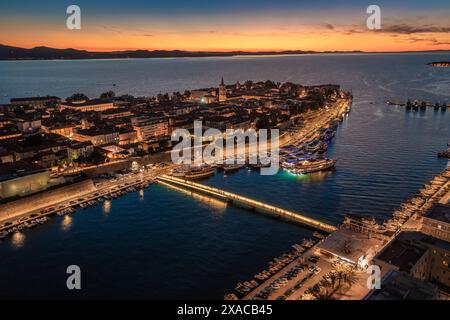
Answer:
[[1, 44, 447, 61], [0, 44, 366, 60]]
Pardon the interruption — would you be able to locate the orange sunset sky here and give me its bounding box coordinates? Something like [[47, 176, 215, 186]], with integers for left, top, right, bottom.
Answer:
[[1, 1, 449, 52]]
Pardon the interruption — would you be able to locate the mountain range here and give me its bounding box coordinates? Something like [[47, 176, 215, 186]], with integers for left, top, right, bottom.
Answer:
[[0, 44, 361, 60], [0, 44, 448, 60]]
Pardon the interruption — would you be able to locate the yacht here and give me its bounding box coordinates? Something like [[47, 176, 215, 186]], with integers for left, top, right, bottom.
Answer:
[[184, 164, 215, 180], [285, 158, 336, 175], [171, 166, 188, 178], [221, 163, 245, 174]]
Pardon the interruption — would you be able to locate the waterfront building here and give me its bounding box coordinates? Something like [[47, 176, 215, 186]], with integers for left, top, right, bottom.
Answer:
[[0, 160, 50, 199], [60, 99, 116, 112], [10, 96, 61, 108], [421, 204, 450, 242], [366, 269, 438, 300], [373, 231, 450, 299]]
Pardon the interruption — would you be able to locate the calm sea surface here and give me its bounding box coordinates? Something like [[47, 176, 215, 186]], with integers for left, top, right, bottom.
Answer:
[[0, 53, 449, 299]]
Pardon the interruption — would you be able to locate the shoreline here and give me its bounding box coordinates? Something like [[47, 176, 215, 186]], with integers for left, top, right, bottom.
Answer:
[[1, 51, 450, 62]]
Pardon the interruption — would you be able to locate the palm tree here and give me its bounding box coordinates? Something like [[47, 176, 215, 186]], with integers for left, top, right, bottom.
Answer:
[[328, 272, 338, 289], [301, 293, 317, 300], [314, 287, 334, 300], [341, 269, 358, 288]]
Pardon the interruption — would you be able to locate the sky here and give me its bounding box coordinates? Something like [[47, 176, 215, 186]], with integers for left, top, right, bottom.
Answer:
[[0, 0, 449, 52]]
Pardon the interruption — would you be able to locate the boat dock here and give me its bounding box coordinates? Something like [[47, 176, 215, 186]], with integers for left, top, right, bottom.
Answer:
[[386, 100, 449, 110], [156, 174, 337, 233], [0, 175, 154, 236]]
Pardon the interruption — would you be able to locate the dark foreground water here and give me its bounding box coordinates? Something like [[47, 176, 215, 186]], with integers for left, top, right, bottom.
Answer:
[[0, 53, 449, 299]]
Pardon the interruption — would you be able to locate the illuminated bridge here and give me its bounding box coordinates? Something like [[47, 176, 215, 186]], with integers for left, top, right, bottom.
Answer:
[[156, 175, 338, 233]]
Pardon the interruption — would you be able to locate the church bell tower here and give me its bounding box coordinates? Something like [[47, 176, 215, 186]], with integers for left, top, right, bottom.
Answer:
[[219, 77, 227, 102]]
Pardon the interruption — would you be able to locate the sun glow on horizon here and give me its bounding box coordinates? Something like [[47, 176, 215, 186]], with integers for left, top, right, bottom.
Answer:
[[1, 2, 449, 52]]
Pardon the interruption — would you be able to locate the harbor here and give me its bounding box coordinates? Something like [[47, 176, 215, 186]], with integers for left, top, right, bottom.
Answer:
[[386, 99, 449, 111], [0, 97, 350, 241], [0, 164, 174, 239], [224, 166, 450, 300], [0, 53, 449, 299]]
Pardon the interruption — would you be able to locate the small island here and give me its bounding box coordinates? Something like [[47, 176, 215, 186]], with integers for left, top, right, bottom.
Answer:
[[428, 61, 450, 67]]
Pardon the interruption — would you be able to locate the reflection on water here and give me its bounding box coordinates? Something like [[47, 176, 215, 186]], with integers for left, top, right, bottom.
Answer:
[[159, 181, 227, 214], [11, 232, 25, 249], [103, 200, 111, 215], [280, 169, 334, 184], [61, 215, 73, 232], [139, 189, 144, 201]]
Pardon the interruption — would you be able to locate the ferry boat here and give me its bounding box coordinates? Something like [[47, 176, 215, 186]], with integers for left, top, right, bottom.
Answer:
[[285, 158, 336, 175], [184, 165, 215, 180]]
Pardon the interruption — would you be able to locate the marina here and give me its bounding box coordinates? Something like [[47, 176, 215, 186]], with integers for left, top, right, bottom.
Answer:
[[386, 99, 449, 111], [225, 166, 450, 300], [0, 173, 155, 239]]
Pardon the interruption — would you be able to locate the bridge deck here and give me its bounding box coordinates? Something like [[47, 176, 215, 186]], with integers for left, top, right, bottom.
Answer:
[[156, 175, 337, 233]]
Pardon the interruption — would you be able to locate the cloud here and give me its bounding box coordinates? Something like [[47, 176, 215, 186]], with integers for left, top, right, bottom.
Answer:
[[324, 23, 334, 30], [380, 24, 450, 34], [393, 36, 450, 46]]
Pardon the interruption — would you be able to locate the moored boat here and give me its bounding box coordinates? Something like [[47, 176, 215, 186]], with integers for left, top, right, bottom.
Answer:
[[222, 163, 245, 174], [285, 158, 336, 175], [184, 165, 215, 180]]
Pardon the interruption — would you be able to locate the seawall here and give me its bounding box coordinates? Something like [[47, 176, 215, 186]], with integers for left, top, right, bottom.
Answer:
[[0, 178, 96, 222]]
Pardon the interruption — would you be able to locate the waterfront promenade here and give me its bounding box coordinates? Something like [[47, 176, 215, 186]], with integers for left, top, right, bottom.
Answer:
[[0, 164, 176, 233]]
